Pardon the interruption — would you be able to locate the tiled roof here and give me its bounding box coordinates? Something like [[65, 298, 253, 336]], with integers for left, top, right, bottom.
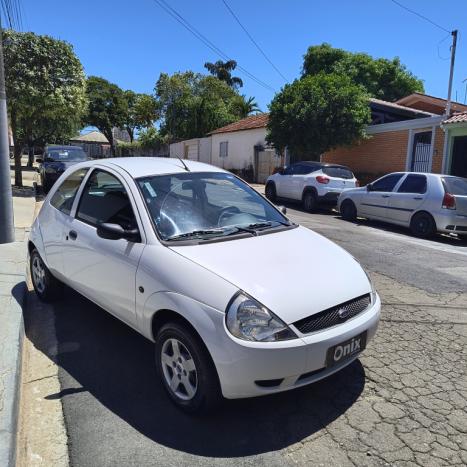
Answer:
[[443, 112, 467, 125], [369, 98, 435, 116], [70, 130, 109, 143], [208, 114, 269, 135]]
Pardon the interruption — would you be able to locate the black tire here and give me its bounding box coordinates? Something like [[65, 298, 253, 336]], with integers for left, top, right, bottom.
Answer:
[[30, 249, 62, 302], [410, 212, 436, 238], [340, 199, 357, 221], [303, 190, 318, 212], [265, 182, 276, 202], [155, 321, 222, 414], [42, 176, 51, 194]]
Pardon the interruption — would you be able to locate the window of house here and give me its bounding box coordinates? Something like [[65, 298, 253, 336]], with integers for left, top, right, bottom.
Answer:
[[76, 169, 138, 231], [219, 141, 228, 158], [397, 174, 427, 194], [371, 173, 404, 192], [50, 168, 89, 215]]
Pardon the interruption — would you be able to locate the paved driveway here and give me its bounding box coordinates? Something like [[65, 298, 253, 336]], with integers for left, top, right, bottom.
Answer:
[[26, 202, 467, 466]]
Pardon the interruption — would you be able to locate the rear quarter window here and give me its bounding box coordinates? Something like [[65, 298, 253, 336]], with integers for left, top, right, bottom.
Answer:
[[443, 177, 467, 195], [322, 166, 354, 179]]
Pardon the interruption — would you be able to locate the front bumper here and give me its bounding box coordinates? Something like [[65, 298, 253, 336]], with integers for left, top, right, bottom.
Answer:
[[214, 293, 381, 399]]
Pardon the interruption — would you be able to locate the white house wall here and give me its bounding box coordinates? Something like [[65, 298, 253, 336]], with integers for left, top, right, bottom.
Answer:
[[211, 128, 267, 170]]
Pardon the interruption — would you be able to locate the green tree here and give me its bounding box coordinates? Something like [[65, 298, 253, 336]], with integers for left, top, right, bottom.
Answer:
[[302, 43, 424, 101], [204, 60, 243, 90], [233, 95, 262, 118], [123, 91, 159, 142], [85, 76, 128, 155], [4, 30, 86, 186], [155, 71, 245, 140], [138, 127, 165, 149], [267, 73, 371, 160]]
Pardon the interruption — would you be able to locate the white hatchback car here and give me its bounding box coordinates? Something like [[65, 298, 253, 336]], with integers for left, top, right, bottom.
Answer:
[[265, 162, 358, 211], [338, 172, 467, 239], [29, 158, 380, 413]]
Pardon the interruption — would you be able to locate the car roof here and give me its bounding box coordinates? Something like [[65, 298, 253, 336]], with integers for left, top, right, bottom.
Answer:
[[76, 157, 228, 179], [292, 161, 351, 169], [46, 145, 84, 150]]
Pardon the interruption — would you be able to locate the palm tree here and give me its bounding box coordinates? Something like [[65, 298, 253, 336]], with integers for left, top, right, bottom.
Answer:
[[237, 95, 262, 118], [204, 60, 243, 90]]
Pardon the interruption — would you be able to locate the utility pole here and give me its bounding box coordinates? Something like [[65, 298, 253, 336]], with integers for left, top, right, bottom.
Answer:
[[445, 29, 458, 116], [0, 18, 14, 243]]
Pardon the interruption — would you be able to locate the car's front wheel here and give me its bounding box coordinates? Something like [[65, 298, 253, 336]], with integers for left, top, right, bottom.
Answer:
[[340, 199, 357, 221], [155, 321, 222, 414], [265, 182, 276, 202], [410, 212, 436, 238], [303, 190, 317, 212], [30, 249, 62, 302]]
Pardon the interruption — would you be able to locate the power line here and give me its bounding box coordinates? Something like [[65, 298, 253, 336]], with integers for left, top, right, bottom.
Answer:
[[221, 0, 288, 82], [151, 0, 275, 92], [389, 0, 451, 34]]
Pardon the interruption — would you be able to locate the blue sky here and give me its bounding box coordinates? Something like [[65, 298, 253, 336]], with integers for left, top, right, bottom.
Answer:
[[18, 0, 467, 111]]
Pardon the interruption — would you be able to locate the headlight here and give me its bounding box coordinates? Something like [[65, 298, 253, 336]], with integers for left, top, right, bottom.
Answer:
[[363, 269, 377, 304], [45, 167, 56, 173], [226, 293, 297, 342]]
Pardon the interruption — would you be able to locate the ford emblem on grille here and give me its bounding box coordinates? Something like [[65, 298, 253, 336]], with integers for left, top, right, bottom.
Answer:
[[338, 307, 350, 319]]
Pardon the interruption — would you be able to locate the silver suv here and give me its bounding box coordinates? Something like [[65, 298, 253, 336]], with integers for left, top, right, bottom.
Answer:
[[338, 172, 467, 239], [265, 162, 358, 212]]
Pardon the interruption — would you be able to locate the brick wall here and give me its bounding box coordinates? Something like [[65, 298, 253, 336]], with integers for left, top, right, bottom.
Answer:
[[323, 127, 446, 180], [323, 130, 409, 177]]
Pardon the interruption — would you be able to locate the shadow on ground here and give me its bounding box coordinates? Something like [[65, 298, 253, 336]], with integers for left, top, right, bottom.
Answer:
[[24, 286, 366, 458]]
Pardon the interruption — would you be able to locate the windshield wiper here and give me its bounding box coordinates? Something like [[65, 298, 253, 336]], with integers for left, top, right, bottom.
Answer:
[[246, 220, 291, 230], [165, 229, 225, 241]]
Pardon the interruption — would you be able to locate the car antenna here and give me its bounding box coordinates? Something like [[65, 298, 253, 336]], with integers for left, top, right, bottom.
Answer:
[[176, 156, 190, 172]]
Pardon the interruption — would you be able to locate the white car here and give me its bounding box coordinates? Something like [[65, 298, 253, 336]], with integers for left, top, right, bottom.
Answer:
[[29, 158, 380, 413], [265, 162, 358, 211], [338, 172, 467, 239]]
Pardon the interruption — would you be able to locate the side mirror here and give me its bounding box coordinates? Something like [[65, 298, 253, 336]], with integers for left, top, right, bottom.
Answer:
[[367, 183, 373, 192], [97, 222, 139, 242], [36, 158, 43, 164], [279, 205, 287, 215]]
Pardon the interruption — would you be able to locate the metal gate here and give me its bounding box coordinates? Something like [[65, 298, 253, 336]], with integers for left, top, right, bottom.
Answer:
[[410, 131, 432, 172], [257, 150, 278, 183]]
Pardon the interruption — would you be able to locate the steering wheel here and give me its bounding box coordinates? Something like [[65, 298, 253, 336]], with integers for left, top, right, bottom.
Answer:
[[218, 206, 241, 227]]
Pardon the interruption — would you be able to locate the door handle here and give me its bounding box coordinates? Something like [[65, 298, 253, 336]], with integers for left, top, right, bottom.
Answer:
[[69, 230, 77, 240], [413, 196, 423, 200], [381, 194, 390, 198]]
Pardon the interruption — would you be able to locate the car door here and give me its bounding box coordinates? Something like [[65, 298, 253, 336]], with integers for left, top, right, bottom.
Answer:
[[289, 163, 315, 200], [274, 165, 295, 198], [359, 173, 405, 219], [385, 174, 428, 225], [40, 168, 89, 276], [62, 168, 145, 327]]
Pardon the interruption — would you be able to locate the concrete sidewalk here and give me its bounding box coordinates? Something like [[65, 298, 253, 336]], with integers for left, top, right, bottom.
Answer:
[[0, 164, 37, 467]]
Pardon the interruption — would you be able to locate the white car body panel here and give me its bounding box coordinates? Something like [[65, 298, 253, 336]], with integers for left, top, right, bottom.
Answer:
[[30, 157, 381, 400], [170, 226, 371, 324]]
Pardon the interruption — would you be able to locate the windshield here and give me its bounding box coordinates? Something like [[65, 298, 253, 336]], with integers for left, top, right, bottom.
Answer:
[[443, 176, 467, 195], [137, 172, 290, 241], [46, 148, 87, 162]]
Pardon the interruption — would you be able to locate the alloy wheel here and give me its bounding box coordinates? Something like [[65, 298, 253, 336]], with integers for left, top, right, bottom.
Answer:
[[32, 255, 46, 293], [161, 338, 198, 400]]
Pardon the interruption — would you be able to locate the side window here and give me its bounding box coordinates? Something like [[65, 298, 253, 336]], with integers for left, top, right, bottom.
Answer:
[[397, 174, 427, 194], [371, 174, 404, 192], [50, 168, 88, 215], [283, 165, 294, 175], [76, 170, 138, 230]]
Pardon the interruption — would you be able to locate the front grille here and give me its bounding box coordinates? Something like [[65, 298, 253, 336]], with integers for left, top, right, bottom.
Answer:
[[293, 294, 371, 334]]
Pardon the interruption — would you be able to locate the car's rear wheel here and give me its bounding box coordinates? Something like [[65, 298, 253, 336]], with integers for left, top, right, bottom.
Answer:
[[265, 182, 276, 202], [340, 199, 357, 221], [155, 321, 222, 414], [303, 190, 317, 212], [410, 212, 436, 238], [30, 249, 62, 302]]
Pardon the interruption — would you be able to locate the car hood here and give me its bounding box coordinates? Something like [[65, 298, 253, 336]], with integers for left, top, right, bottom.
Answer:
[[169, 226, 371, 324]]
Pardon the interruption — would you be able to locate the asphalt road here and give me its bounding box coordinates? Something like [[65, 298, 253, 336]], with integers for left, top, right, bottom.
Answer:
[[31, 202, 467, 466]]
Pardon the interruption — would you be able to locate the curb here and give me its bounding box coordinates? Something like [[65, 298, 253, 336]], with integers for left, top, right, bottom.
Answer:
[[0, 269, 27, 467]]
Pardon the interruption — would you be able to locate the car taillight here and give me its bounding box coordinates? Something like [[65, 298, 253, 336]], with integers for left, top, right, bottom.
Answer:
[[316, 175, 330, 184], [442, 192, 456, 210], [355, 180, 360, 187]]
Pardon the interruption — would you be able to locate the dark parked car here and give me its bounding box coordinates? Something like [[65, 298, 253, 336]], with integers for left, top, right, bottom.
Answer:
[[37, 145, 88, 193]]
